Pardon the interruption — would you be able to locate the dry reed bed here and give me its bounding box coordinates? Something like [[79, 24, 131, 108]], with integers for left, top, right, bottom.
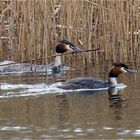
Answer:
[[0, 0, 140, 69]]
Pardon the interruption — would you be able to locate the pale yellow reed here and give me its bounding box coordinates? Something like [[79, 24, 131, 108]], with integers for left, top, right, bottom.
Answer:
[[0, 0, 140, 68]]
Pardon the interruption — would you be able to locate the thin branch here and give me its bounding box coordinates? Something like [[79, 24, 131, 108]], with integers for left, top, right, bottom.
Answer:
[[0, 48, 103, 67]]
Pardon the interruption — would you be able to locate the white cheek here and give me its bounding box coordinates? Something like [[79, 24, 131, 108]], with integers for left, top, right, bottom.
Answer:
[[121, 67, 127, 73], [65, 45, 73, 51]]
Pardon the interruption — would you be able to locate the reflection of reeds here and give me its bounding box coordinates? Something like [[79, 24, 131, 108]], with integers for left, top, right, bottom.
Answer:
[[0, 0, 140, 68]]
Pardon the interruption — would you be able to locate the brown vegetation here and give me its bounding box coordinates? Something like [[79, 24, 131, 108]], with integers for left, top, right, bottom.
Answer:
[[0, 0, 140, 68]]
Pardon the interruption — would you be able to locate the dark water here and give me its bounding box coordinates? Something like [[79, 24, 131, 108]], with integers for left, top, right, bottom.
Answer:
[[0, 68, 140, 139]]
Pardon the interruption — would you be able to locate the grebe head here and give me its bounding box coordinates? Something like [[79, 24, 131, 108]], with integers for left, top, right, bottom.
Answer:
[[109, 63, 128, 77], [108, 63, 136, 86], [55, 39, 82, 53], [53, 39, 82, 72]]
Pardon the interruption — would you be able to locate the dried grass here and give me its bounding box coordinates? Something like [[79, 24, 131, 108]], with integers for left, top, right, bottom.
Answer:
[[0, 0, 140, 68]]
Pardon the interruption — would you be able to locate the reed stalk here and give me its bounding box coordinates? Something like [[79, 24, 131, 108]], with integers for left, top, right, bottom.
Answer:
[[0, 0, 140, 69]]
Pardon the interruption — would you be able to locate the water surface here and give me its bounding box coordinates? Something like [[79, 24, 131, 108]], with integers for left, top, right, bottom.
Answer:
[[0, 67, 140, 139]]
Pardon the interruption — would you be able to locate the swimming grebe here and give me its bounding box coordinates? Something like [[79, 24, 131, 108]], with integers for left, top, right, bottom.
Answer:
[[0, 39, 82, 75], [56, 63, 136, 89], [51, 39, 83, 73]]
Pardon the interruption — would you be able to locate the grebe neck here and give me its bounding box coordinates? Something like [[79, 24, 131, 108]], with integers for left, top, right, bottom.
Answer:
[[54, 55, 62, 66], [108, 77, 117, 86], [108, 69, 119, 86]]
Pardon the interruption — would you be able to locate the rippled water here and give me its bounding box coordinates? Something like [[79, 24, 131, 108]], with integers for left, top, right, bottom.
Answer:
[[0, 67, 140, 139]]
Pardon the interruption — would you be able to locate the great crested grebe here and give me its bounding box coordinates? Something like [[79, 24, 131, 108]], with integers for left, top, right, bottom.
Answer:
[[56, 63, 136, 89], [0, 39, 82, 75], [50, 39, 83, 73]]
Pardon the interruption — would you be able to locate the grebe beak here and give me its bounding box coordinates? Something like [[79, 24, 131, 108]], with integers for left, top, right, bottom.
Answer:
[[70, 46, 83, 52], [121, 67, 137, 73], [125, 69, 137, 73]]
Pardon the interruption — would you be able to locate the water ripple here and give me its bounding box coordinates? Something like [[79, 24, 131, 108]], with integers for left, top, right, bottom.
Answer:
[[74, 128, 83, 133], [103, 126, 114, 130], [0, 126, 30, 131], [0, 82, 127, 99], [132, 129, 140, 136]]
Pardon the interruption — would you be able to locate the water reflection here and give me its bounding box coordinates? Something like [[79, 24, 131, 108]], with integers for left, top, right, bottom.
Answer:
[[51, 73, 66, 83], [108, 87, 128, 120], [0, 66, 139, 139], [56, 94, 70, 122]]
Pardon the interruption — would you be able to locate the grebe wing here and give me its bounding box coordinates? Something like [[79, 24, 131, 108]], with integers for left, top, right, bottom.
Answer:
[[59, 77, 108, 90]]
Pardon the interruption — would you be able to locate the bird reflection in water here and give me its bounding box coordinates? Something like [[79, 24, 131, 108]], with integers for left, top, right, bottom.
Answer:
[[108, 87, 128, 120], [55, 94, 70, 122], [51, 72, 66, 84], [108, 87, 127, 109]]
